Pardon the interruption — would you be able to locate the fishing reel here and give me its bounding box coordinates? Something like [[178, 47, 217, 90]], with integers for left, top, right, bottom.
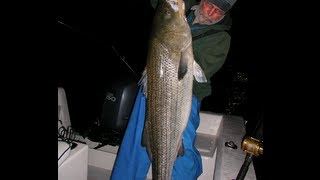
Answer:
[[235, 136, 263, 180], [241, 136, 263, 157]]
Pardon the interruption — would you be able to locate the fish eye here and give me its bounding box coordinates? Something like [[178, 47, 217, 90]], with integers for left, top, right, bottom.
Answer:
[[165, 9, 171, 15]]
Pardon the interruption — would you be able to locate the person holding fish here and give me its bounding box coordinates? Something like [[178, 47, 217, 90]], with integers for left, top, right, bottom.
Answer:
[[111, 0, 237, 179]]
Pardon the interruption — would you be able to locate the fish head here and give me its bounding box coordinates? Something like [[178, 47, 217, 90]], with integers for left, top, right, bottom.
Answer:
[[152, 0, 191, 55], [154, 0, 187, 29]]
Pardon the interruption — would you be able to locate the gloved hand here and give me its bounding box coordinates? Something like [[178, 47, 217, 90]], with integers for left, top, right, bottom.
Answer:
[[111, 87, 203, 180]]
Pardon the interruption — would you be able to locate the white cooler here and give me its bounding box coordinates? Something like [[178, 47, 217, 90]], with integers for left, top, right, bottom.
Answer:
[[58, 142, 88, 180]]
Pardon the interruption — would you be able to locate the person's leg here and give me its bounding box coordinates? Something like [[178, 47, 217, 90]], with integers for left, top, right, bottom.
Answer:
[[110, 87, 151, 180]]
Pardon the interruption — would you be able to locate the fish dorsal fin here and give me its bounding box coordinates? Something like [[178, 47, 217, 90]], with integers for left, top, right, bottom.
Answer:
[[138, 68, 148, 97], [193, 61, 207, 83]]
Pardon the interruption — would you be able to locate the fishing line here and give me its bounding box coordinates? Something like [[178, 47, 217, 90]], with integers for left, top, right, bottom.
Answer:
[[56, 16, 139, 79]]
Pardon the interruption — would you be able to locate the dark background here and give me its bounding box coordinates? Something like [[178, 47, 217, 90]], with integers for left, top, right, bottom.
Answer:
[[56, 0, 263, 124], [56, 0, 264, 179]]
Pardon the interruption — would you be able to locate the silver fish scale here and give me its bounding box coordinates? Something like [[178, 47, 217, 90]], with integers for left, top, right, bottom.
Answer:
[[147, 43, 193, 180], [145, 0, 194, 179], [148, 46, 179, 179]]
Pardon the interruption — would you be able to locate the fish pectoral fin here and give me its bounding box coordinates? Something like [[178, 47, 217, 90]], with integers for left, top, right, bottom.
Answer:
[[177, 139, 185, 157], [138, 68, 148, 97], [193, 61, 207, 83], [142, 122, 152, 161], [178, 50, 189, 80]]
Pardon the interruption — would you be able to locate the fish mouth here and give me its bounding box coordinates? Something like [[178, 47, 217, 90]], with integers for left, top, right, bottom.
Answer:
[[166, 0, 185, 13]]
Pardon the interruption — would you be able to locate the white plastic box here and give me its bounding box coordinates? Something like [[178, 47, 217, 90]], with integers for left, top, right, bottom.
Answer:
[[58, 142, 89, 180]]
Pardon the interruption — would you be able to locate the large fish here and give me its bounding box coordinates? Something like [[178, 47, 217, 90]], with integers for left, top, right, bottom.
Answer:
[[139, 0, 207, 179]]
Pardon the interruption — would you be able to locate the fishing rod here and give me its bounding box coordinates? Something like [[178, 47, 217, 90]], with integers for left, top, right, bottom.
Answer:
[[56, 16, 139, 80], [236, 111, 264, 180]]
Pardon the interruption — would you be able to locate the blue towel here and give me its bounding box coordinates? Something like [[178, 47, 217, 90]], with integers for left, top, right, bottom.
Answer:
[[111, 87, 203, 180]]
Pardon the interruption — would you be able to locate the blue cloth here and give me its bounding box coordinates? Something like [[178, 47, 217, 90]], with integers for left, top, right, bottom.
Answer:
[[111, 87, 203, 180]]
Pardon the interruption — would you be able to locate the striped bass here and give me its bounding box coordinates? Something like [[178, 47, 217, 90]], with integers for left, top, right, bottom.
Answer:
[[139, 0, 207, 179]]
